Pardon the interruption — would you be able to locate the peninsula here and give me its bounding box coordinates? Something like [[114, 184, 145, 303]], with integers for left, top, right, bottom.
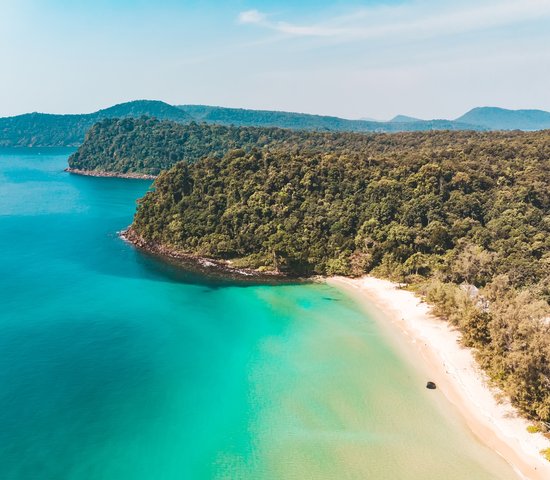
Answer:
[[120, 128, 550, 474]]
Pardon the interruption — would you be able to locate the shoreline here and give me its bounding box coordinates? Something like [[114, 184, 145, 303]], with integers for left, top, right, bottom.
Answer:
[[120, 228, 296, 284], [328, 276, 550, 480], [65, 168, 157, 180], [115, 228, 550, 475]]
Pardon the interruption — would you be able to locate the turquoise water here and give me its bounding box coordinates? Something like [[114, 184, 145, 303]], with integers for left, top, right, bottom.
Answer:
[[0, 149, 518, 479]]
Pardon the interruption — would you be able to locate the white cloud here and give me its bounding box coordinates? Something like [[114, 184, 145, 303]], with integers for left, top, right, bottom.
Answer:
[[239, 0, 550, 41], [237, 9, 266, 25]]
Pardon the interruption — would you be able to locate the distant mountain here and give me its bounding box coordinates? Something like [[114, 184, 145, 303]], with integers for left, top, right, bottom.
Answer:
[[0, 100, 191, 147], [390, 115, 422, 123], [94, 100, 191, 122], [178, 104, 379, 131], [9, 101, 550, 148], [177, 104, 483, 133], [456, 107, 550, 131]]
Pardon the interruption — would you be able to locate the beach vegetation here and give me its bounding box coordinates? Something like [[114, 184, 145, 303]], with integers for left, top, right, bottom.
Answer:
[[93, 121, 549, 424]]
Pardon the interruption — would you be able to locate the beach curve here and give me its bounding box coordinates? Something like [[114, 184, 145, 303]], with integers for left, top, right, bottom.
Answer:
[[328, 276, 550, 480]]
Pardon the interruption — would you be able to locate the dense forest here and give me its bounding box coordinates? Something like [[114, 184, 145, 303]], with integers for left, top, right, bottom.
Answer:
[[69, 118, 310, 175], [6, 99, 550, 148], [129, 129, 550, 423], [0, 101, 191, 147], [68, 117, 492, 176], [5, 100, 550, 148], [177, 104, 483, 132], [1, 101, 489, 148]]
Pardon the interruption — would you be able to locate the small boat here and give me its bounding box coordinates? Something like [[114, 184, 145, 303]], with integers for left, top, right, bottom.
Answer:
[[426, 381, 437, 390]]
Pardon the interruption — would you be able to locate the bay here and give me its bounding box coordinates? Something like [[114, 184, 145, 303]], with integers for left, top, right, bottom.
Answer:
[[0, 149, 518, 479]]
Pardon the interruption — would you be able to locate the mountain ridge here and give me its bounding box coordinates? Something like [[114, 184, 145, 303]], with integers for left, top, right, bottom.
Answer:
[[176, 104, 483, 132], [0, 100, 191, 147], [2, 101, 550, 147], [456, 106, 550, 131], [390, 114, 422, 123]]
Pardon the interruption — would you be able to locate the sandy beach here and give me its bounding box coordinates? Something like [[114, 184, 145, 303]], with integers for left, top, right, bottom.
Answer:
[[328, 276, 550, 480]]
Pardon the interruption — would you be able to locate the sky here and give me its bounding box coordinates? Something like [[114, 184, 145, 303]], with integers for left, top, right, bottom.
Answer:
[[1, 0, 549, 119]]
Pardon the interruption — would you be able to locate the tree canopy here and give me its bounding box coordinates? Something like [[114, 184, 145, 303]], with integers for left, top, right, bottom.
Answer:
[[129, 129, 550, 422]]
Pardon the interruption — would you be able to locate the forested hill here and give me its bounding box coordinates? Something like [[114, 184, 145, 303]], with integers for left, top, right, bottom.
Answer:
[[72, 116, 476, 176], [457, 107, 550, 131], [1, 101, 487, 148], [68, 118, 315, 176], [129, 129, 550, 423], [131, 129, 550, 282], [177, 104, 482, 132], [0, 100, 191, 147], [4, 100, 550, 147]]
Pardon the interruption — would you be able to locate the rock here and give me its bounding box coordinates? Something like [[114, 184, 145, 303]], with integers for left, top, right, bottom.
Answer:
[[426, 381, 437, 390]]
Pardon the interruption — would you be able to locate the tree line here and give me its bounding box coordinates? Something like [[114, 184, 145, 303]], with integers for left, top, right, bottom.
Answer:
[[128, 128, 550, 422]]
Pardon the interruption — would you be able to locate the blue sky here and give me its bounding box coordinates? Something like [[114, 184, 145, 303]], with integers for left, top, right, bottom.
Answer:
[[1, 0, 549, 119]]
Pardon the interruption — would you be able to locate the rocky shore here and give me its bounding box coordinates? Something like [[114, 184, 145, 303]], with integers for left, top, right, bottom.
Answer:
[[120, 227, 293, 283], [65, 168, 157, 180]]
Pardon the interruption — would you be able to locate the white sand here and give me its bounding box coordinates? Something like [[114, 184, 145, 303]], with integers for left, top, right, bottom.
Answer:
[[328, 276, 550, 480]]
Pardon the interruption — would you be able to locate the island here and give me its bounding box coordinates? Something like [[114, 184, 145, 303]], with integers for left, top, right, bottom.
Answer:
[[65, 116, 550, 475], [120, 128, 550, 453]]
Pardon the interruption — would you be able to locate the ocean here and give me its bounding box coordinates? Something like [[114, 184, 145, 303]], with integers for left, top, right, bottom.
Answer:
[[0, 149, 518, 479]]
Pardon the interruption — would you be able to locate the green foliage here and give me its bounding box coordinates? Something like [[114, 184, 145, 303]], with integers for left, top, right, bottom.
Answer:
[[541, 448, 550, 462], [527, 425, 542, 433], [0, 101, 488, 148], [68, 117, 490, 177], [129, 128, 550, 422], [131, 129, 549, 282], [69, 118, 306, 176], [177, 104, 485, 132], [421, 277, 550, 422], [0, 100, 191, 147]]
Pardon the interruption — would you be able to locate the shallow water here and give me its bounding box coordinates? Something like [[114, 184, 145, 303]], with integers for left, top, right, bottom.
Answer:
[[0, 149, 518, 479]]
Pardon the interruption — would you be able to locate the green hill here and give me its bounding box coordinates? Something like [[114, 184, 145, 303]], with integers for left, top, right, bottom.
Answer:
[[6, 101, 550, 148], [456, 107, 550, 130], [389, 114, 422, 123], [68, 118, 305, 176], [68, 117, 490, 176], [128, 128, 550, 423], [0, 100, 191, 147], [178, 104, 482, 132]]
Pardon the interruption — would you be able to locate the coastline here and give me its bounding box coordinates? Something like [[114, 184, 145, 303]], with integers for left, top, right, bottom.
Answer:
[[65, 167, 157, 180], [328, 276, 550, 480], [120, 227, 293, 283], [117, 225, 549, 476]]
